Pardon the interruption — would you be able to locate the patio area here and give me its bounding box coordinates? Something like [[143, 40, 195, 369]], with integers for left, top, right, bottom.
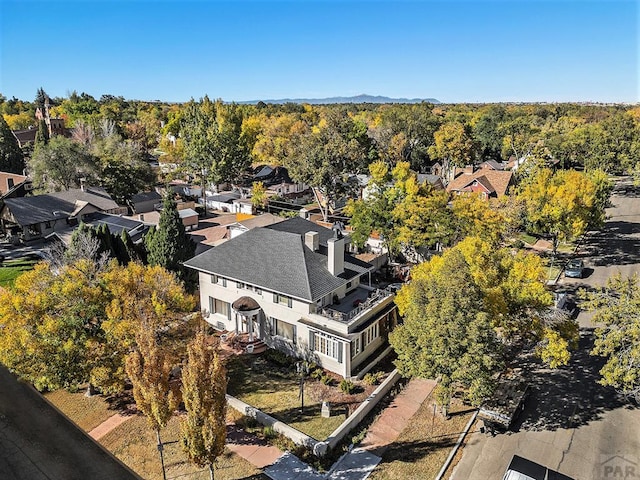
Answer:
[[319, 286, 394, 322]]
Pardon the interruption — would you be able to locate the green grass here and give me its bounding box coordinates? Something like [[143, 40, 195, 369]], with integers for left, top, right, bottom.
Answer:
[[517, 232, 538, 246], [226, 355, 371, 441], [44, 389, 117, 431], [0, 256, 39, 288], [100, 414, 265, 480], [542, 258, 562, 281], [369, 396, 475, 480]]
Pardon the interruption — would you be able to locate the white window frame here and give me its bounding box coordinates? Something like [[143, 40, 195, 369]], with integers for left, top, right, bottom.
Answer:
[[362, 321, 379, 348]]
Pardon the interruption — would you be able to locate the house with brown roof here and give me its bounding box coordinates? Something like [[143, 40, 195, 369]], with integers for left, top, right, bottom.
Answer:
[[446, 168, 514, 199]]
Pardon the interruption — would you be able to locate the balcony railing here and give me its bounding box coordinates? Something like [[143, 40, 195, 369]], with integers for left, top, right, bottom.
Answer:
[[319, 287, 394, 323]]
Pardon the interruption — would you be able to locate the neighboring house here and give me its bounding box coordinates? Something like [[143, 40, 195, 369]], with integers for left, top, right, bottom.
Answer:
[[0, 172, 33, 199], [0, 187, 121, 242], [416, 173, 445, 190], [129, 191, 162, 214], [446, 169, 514, 199], [11, 127, 37, 148], [479, 160, 506, 171], [50, 211, 150, 245], [226, 213, 284, 240], [205, 191, 254, 215], [184, 217, 399, 378], [251, 165, 308, 196]]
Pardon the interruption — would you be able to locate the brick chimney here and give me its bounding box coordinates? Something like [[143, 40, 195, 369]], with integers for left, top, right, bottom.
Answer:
[[327, 237, 345, 276]]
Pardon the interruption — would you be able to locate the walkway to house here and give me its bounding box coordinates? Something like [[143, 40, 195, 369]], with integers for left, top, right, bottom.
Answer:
[[89, 413, 132, 440], [264, 378, 436, 480], [84, 371, 436, 479]]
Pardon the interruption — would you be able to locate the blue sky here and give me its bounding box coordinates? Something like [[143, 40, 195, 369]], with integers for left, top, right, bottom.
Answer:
[[1, 1, 637, 103]]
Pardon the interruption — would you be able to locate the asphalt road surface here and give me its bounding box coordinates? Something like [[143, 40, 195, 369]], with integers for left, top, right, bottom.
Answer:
[[451, 181, 640, 480]]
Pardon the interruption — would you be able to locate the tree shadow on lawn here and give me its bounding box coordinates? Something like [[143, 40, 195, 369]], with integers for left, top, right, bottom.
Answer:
[[512, 329, 624, 433], [376, 436, 458, 465]]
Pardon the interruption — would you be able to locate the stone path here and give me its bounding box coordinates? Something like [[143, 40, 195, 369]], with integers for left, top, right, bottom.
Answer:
[[226, 424, 283, 469]]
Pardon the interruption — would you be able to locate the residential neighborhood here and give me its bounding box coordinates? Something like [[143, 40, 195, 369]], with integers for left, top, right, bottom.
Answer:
[[1, 2, 638, 480]]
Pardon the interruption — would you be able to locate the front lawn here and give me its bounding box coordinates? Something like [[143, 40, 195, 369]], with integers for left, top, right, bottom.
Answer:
[[368, 395, 475, 480], [100, 414, 265, 480], [226, 353, 384, 441], [44, 389, 117, 431], [0, 256, 39, 288]]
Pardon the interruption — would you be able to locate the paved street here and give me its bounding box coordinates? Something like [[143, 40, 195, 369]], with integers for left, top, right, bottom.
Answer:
[[451, 181, 640, 480]]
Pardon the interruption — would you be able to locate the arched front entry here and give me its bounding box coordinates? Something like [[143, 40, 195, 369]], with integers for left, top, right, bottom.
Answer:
[[232, 296, 262, 342]]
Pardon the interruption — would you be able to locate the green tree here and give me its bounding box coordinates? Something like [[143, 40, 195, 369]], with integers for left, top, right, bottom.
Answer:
[[345, 161, 400, 258], [390, 249, 503, 413], [582, 273, 640, 402], [180, 330, 228, 480], [94, 137, 154, 204], [0, 114, 25, 173], [126, 326, 178, 480], [181, 97, 251, 213], [29, 136, 97, 191], [286, 109, 371, 222], [145, 194, 196, 286], [34, 119, 49, 149]]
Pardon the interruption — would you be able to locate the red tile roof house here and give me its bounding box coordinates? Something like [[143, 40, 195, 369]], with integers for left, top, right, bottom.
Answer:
[[185, 217, 399, 379], [445, 168, 514, 199]]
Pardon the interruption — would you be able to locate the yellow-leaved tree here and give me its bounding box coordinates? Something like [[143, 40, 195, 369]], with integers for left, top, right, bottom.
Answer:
[[0, 260, 194, 394], [180, 330, 227, 480]]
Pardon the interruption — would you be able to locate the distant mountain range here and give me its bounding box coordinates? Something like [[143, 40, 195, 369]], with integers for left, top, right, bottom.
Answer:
[[238, 94, 440, 105]]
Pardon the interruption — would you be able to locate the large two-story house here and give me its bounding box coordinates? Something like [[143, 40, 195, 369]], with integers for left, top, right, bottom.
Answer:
[[184, 217, 399, 379]]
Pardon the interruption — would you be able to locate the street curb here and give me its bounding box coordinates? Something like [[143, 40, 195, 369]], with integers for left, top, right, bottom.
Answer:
[[434, 410, 478, 480]]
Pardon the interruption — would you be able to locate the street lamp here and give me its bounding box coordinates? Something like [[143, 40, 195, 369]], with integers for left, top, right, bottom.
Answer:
[[296, 361, 309, 414]]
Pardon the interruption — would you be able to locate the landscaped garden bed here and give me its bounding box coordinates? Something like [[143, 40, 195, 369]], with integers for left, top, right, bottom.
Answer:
[[226, 349, 395, 441]]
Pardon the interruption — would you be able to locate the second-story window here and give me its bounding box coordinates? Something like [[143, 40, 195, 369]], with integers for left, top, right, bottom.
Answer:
[[273, 293, 292, 308], [237, 281, 245, 289]]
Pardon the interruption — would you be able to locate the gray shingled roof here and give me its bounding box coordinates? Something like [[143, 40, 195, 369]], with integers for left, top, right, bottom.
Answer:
[[130, 191, 161, 204], [184, 218, 373, 301], [3, 188, 119, 226]]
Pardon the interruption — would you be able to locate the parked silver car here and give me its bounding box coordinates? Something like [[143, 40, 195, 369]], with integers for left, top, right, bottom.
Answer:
[[564, 259, 584, 278]]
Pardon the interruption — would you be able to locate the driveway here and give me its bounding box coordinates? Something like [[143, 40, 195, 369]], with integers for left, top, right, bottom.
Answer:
[[451, 180, 640, 480]]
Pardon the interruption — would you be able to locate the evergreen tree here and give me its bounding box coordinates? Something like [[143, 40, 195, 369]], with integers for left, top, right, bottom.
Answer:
[[34, 87, 48, 111], [35, 119, 49, 149], [0, 114, 25, 174], [180, 330, 227, 480], [145, 194, 196, 287]]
